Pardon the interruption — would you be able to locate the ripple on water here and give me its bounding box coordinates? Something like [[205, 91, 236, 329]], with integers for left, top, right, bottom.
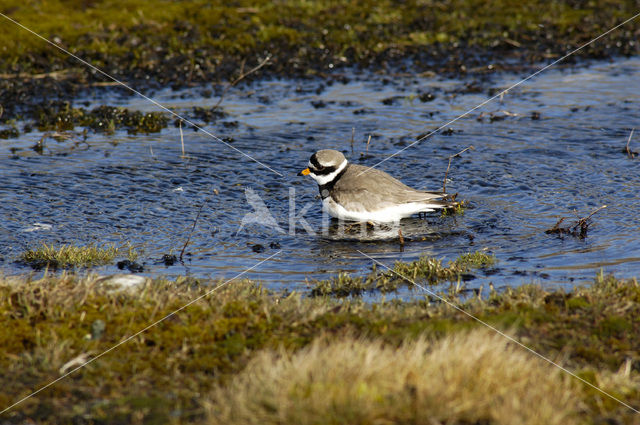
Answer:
[[1, 57, 639, 289]]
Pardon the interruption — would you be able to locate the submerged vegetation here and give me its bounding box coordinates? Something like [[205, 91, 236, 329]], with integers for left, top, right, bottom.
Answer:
[[312, 250, 496, 296], [0, 271, 638, 424]]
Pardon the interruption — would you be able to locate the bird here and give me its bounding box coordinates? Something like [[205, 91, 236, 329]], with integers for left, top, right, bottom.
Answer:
[[298, 149, 456, 223]]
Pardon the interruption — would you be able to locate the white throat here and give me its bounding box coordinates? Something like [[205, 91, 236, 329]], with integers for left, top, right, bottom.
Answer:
[[311, 159, 348, 186]]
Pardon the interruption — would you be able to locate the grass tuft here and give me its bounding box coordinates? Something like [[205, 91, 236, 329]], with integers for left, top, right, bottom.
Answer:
[[311, 272, 369, 297], [20, 243, 124, 269], [205, 329, 580, 425], [451, 251, 497, 268], [440, 201, 466, 216]]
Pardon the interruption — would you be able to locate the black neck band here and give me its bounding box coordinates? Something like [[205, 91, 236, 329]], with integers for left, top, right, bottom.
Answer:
[[318, 164, 348, 198]]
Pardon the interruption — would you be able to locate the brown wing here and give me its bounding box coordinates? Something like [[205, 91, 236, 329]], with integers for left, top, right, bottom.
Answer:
[[331, 164, 448, 212]]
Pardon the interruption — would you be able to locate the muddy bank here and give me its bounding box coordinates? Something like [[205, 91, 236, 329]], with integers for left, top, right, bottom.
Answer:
[[1, 0, 639, 122]]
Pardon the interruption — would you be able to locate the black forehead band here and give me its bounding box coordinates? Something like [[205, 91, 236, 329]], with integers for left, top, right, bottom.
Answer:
[[313, 165, 337, 175], [310, 154, 322, 169]]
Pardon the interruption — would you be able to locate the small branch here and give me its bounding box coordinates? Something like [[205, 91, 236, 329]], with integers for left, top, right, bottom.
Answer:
[[366, 134, 372, 153], [443, 145, 474, 193], [547, 217, 566, 233], [546, 205, 607, 239], [179, 203, 206, 262], [574, 205, 607, 231], [626, 128, 636, 159], [0, 69, 79, 80], [213, 54, 272, 110], [89, 81, 124, 87]]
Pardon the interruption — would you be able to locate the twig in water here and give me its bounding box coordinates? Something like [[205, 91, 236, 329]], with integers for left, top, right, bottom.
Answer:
[[626, 128, 636, 158], [443, 145, 474, 193], [546, 205, 607, 239], [213, 54, 272, 110], [366, 134, 372, 153], [179, 203, 206, 262], [351, 127, 355, 155], [179, 120, 185, 158], [35, 131, 87, 154], [398, 228, 405, 249]]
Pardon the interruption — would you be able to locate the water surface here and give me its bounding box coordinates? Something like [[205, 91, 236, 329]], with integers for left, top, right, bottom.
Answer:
[[1, 57, 639, 294]]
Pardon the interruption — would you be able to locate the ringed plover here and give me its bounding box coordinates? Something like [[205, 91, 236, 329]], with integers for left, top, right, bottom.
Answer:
[[298, 149, 456, 222]]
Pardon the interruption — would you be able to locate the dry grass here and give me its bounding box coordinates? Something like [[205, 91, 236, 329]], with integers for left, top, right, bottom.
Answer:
[[1, 273, 638, 423], [205, 329, 580, 425]]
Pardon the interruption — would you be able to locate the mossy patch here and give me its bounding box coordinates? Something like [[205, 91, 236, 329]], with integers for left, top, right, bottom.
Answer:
[[19, 243, 139, 269], [207, 330, 582, 425], [1, 0, 638, 81]]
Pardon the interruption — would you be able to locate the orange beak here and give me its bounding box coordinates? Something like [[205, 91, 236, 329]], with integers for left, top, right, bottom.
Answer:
[[298, 168, 311, 176]]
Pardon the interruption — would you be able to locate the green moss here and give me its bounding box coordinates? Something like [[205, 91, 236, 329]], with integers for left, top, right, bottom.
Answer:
[[390, 255, 460, 283], [311, 272, 369, 297], [20, 243, 118, 269], [0, 0, 638, 82], [388, 250, 495, 283], [566, 296, 590, 310]]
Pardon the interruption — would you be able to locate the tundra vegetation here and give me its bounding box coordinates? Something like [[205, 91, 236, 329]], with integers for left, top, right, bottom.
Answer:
[[0, 269, 638, 424]]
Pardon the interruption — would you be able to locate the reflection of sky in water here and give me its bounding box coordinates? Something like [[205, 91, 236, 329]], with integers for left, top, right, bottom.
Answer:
[[1, 57, 639, 292]]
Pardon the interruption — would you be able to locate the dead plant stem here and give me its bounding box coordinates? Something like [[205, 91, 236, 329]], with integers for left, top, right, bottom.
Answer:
[[443, 146, 474, 193], [213, 55, 271, 110], [180, 203, 206, 262], [626, 128, 635, 158]]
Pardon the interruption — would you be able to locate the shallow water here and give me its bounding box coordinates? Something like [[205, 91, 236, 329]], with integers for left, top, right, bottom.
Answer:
[[1, 57, 639, 294]]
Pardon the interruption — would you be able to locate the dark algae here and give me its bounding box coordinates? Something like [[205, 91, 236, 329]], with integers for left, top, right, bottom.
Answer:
[[33, 101, 168, 134]]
